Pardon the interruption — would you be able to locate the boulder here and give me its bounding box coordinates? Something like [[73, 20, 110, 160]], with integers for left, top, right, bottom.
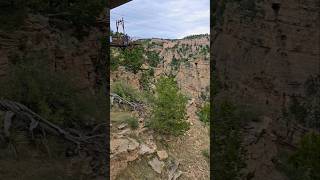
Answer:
[[118, 123, 128, 130], [127, 138, 139, 151], [157, 150, 168, 160], [139, 143, 155, 155], [148, 157, 164, 174], [118, 128, 130, 135], [111, 138, 129, 155]]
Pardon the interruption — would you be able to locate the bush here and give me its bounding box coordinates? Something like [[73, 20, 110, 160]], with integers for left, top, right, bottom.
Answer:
[[277, 133, 320, 180], [139, 69, 154, 92], [212, 100, 246, 180], [111, 48, 121, 71], [0, 51, 106, 127], [289, 133, 320, 179], [121, 47, 144, 74], [183, 34, 209, 39], [197, 103, 210, 125], [123, 117, 139, 130], [170, 56, 180, 71], [111, 81, 141, 103], [146, 51, 162, 67], [150, 76, 189, 136]]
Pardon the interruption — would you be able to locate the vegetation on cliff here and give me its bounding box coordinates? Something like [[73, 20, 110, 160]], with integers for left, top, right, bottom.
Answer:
[[111, 46, 162, 74], [149, 77, 189, 136], [0, 50, 108, 178], [212, 100, 247, 180], [0, 51, 107, 127], [287, 75, 320, 130], [197, 102, 210, 125], [277, 133, 320, 180]]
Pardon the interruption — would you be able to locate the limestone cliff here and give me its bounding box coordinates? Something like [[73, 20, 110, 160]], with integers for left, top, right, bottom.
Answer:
[[212, 0, 320, 179]]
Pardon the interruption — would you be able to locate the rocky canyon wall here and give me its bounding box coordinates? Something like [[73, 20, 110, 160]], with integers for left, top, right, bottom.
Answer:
[[0, 13, 107, 91], [212, 1, 319, 179], [213, 0, 319, 113]]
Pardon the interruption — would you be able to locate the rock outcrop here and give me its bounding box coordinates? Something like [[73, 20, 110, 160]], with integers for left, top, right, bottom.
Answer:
[[153, 36, 210, 103]]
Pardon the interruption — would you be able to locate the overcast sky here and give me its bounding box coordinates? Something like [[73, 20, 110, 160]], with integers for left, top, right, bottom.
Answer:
[[111, 0, 209, 39]]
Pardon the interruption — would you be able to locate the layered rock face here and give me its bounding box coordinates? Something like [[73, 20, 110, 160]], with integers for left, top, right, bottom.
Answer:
[[0, 14, 107, 90], [213, 0, 320, 111], [154, 36, 210, 102], [212, 0, 319, 179]]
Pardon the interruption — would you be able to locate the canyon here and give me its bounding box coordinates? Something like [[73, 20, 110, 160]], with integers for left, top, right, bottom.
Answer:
[[110, 35, 210, 179]]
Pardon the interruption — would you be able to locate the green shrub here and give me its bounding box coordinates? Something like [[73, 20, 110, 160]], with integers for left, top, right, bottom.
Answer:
[[183, 34, 209, 39], [146, 51, 162, 67], [212, 100, 246, 180], [139, 69, 154, 92], [197, 103, 210, 125], [121, 47, 144, 74], [111, 48, 121, 71], [150, 76, 189, 136], [200, 86, 210, 101], [123, 117, 139, 130], [0, 51, 106, 127], [170, 56, 180, 71], [111, 81, 141, 103], [277, 133, 320, 180]]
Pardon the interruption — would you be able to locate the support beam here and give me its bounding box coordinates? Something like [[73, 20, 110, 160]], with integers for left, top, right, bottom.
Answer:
[[111, 0, 132, 9]]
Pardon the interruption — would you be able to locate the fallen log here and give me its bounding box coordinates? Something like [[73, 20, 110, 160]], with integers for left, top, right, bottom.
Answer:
[[0, 99, 109, 177], [110, 92, 145, 111], [0, 99, 105, 146]]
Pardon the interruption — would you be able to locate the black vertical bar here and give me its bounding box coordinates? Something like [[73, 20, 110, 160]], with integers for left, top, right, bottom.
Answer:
[[106, 0, 111, 179]]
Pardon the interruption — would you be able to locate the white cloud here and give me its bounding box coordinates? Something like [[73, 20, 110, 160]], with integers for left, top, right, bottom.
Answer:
[[177, 26, 210, 39], [111, 0, 209, 39]]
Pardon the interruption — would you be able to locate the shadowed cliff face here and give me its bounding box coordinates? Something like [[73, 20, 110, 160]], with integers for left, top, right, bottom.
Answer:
[[0, 13, 107, 91], [212, 0, 319, 179], [213, 0, 319, 111]]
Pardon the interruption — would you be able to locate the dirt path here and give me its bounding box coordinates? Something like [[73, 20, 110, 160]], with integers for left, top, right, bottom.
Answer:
[[168, 101, 210, 180]]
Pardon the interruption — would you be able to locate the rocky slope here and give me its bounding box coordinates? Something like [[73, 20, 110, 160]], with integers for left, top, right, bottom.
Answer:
[[110, 35, 210, 179], [212, 0, 320, 179]]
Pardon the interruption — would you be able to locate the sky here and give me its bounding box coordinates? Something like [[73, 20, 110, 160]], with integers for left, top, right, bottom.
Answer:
[[111, 0, 210, 39]]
